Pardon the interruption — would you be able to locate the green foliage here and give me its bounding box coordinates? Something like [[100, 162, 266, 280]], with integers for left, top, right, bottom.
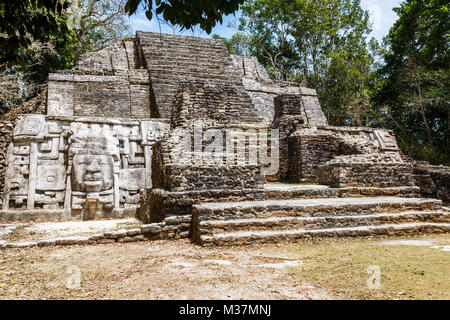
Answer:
[[0, 0, 131, 115], [212, 33, 252, 56], [71, 0, 132, 57], [0, 0, 71, 68], [372, 0, 449, 164], [237, 0, 299, 81], [125, 0, 244, 34], [238, 0, 375, 125]]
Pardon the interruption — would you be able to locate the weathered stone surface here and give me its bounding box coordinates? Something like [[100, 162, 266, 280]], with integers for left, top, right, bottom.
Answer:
[[13, 115, 46, 141], [137, 32, 259, 120], [47, 39, 150, 119], [0, 209, 64, 223], [413, 164, 450, 202], [191, 194, 449, 246], [269, 96, 410, 186], [0, 121, 14, 208], [318, 162, 414, 188], [231, 56, 328, 125], [192, 197, 442, 221], [2, 116, 168, 219], [199, 222, 450, 246], [263, 183, 420, 200], [1, 31, 449, 246], [199, 212, 448, 234]]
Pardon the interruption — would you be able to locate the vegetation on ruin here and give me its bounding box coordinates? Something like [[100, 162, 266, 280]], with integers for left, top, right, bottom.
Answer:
[[221, 0, 449, 165], [0, 1, 131, 114]]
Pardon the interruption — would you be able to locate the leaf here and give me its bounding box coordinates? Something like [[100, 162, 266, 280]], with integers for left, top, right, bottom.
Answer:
[[145, 10, 153, 21]]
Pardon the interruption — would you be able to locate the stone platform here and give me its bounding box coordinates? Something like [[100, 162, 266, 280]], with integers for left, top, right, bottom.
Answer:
[[191, 196, 449, 246], [263, 183, 420, 199], [1, 31, 449, 247], [198, 223, 450, 246]]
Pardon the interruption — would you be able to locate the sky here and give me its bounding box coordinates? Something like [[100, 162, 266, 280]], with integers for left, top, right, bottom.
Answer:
[[127, 0, 403, 42]]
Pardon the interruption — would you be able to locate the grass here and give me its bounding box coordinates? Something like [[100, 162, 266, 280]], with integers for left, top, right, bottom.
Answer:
[[281, 234, 450, 300], [0, 234, 448, 299]]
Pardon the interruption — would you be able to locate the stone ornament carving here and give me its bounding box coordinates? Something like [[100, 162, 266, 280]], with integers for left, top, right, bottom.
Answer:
[[13, 115, 46, 141], [72, 154, 115, 192], [69, 129, 120, 192], [2, 115, 169, 220], [370, 129, 399, 151], [68, 127, 120, 219]]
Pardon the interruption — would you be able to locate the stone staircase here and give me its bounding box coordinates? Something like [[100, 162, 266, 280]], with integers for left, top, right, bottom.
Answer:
[[191, 184, 450, 246], [136, 31, 249, 118]]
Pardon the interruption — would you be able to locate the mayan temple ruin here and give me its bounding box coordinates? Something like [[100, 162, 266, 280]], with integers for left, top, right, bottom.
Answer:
[[0, 31, 448, 247]]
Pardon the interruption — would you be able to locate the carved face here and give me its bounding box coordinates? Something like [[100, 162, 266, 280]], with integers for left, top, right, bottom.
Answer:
[[72, 154, 114, 192]]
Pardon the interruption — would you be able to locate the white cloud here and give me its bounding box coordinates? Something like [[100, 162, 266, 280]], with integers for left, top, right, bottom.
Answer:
[[131, 18, 155, 28], [361, 0, 402, 41], [367, 4, 382, 30]]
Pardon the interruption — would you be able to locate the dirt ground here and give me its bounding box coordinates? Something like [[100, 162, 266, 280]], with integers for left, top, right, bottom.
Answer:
[[0, 234, 448, 300], [0, 219, 141, 243], [0, 239, 332, 300]]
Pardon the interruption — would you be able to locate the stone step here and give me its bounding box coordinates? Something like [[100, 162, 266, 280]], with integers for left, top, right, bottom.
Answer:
[[150, 71, 238, 81], [144, 47, 226, 55], [263, 184, 420, 200], [145, 52, 228, 63], [192, 197, 442, 222], [197, 211, 449, 234], [140, 41, 226, 51], [148, 56, 230, 65], [149, 62, 228, 71], [199, 222, 450, 246]]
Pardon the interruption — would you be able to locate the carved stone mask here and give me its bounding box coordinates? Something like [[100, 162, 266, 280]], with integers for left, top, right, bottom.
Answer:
[[72, 154, 114, 192]]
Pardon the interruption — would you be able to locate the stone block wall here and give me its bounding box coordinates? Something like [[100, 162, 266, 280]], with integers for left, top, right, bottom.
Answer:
[[269, 95, 306, 181], [139, 187, 265, 223], [278, 118, 412, 187], [137, 32, 252, 119], [47, 38, 151, 119], [273, 94, 305, 119], [269, 95, 381, 183], [318, 162, 415, 188], [75, 39, 138, 71], [1, 114, 169, 221], [153, 161, 263, 192], [0, 121, 14, 208], [145, 119, 270, 223], [47, 70, 151, 119], [414, 164, 450, 202], [231, 55, 328, 125], [288, 131, 339, 182], [231, 55, 271, 81], [170, 80, 263, 127], [151, 125, 266, 193]]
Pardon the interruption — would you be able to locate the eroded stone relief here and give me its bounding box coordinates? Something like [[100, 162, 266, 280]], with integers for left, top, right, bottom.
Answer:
[[2, 115, 169, 220]]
